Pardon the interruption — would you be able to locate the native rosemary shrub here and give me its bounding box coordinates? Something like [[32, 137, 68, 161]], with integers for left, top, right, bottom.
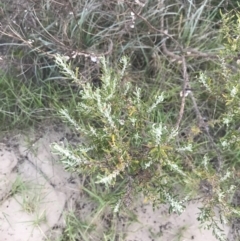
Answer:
[[52, 55, 193, 210], [52, 10, 240, 239]]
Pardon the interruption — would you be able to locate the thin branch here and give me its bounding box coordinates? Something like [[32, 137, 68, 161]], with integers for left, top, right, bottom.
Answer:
[[175, 56, 189, 129], [160, 17, 182, 62], [126, 3, 217, 61], [126, 2, 176, 40], [176, 56, 223, 171]]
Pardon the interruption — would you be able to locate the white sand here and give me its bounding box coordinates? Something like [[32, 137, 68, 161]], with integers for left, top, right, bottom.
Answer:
[[0, 123, 231, 240]]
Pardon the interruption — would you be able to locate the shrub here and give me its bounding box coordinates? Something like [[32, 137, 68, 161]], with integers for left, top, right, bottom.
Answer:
[[52, 46, 239, 241], [2, 1, 240, 240]]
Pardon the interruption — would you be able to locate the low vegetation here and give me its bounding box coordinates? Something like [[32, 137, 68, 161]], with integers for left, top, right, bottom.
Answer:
[[1, 0, 240, 240]]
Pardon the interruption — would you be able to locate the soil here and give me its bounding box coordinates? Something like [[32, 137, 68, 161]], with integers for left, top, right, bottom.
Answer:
[[0, 122, 231, 241]]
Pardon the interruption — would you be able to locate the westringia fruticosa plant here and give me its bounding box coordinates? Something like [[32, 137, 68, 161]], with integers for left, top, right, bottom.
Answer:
[[53, 55, 192, 207], [52, 12, 240, 237]]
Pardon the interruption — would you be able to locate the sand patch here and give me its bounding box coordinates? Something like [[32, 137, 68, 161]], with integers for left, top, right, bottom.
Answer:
[[0, 123, 233, 240], [126, 200, 229, 241], [0, 124, 82, 241]]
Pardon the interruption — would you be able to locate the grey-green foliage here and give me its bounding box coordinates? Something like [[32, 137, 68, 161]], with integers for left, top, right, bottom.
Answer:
[[2, 1, 240, 240], [52, 51, 239, 241], [52, 56, 191, 212]]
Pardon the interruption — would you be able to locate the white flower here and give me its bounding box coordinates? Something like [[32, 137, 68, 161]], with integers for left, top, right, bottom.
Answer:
[[144, 160, 153, 169], [114, 200, 121, 213], [230, 86, 238, 98], [90, 56, 98, 63], [135, 0, 145, 7], [118, 119, 125, 125], [130, 11, 136, 28], [27, 39, 34, 44], [221, 140, 229, 148], [222, 114, 233, 127]]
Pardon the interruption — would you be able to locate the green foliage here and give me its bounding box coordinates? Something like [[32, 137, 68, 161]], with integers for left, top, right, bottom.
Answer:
[[53, 56, 184, 202], [51, 11, 240, 239], [52, 50, 237, 241], [2, 0, 240, 240], [0, 71, 82, 130]]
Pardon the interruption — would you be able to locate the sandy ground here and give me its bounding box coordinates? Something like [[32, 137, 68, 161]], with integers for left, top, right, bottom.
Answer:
[[0, 123, 231, 241]]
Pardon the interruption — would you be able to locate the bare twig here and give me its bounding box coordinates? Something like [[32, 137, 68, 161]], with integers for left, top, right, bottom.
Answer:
[[124, 5, 219, 135], [126, 2, 217, 61], [175, 56, 189, 129], [160, 17, 183, 62], [184, 48, 217, 59], [125, 2, 176, 40], [176, 55, 223, 170]]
